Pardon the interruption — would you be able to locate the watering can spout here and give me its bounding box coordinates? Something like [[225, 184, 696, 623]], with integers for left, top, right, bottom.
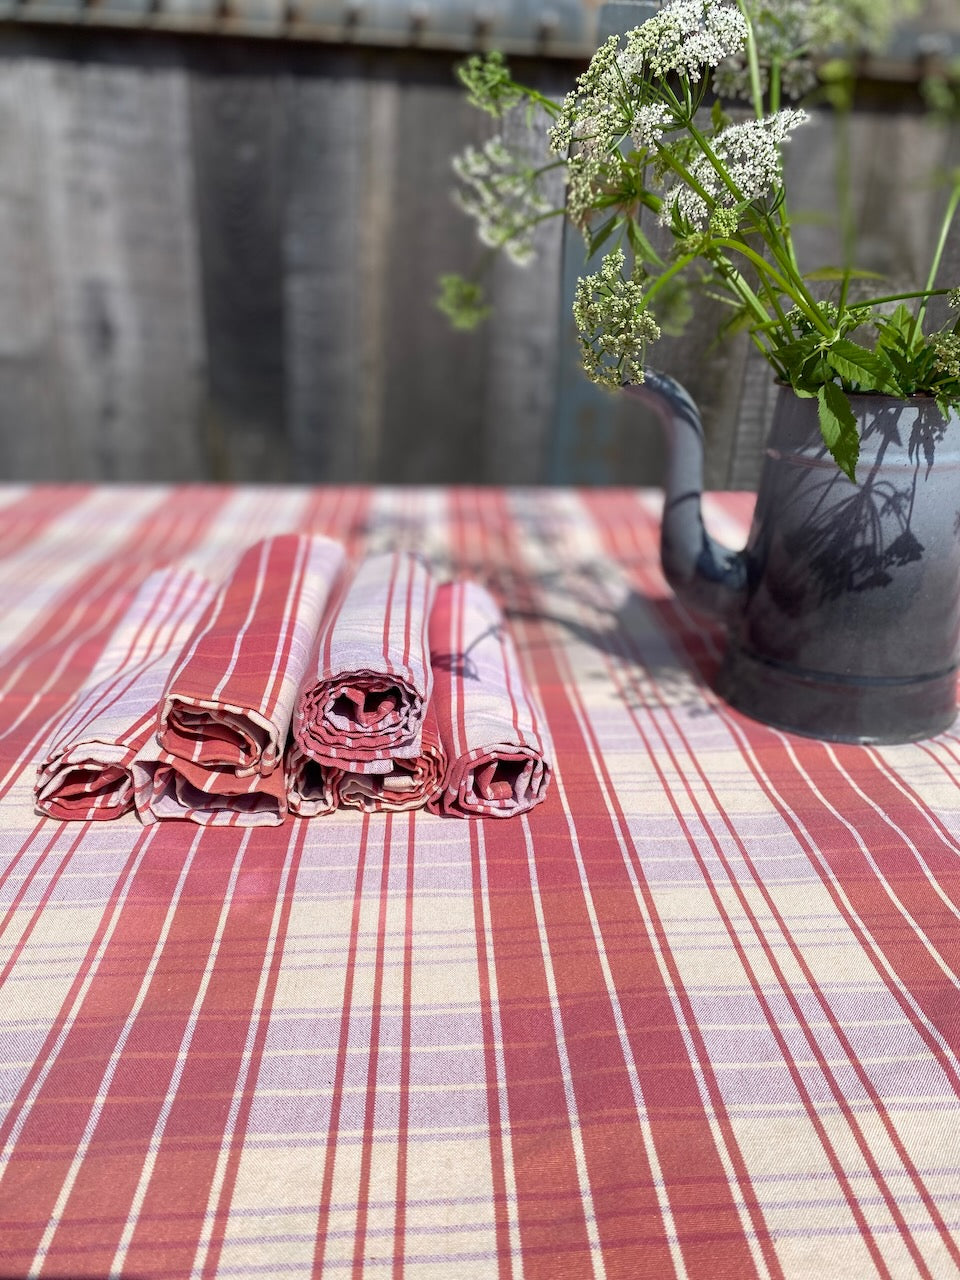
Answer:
[[624, 369, 747, 621]]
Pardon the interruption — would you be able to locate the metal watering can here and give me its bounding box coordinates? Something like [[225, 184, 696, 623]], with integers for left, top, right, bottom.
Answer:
[[625, 369, 960, 743]]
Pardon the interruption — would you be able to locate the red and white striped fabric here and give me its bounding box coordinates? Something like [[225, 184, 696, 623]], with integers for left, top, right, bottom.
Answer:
[[34, 567, 215, 821], [293, 551, 435, 773], [428, 579, 551, 817], [132, 748, 288, 827], [158, 534, 345, 778], [10, 486, 960, 1279], [285, 744, 338, 818], [334, 704, 446, 812]]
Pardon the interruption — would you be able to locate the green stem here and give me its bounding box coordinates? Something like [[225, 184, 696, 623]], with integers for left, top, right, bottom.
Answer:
[[835, 108, 855, 314], [653, 139, 725, 213], [641, 253, 698, 306], [715, 237, 832, 334], [686, 120, 748, 205], [769, 58, 781, 114], [868, 287, 954, 307], [531, 159, 570, 180], [911, 183, 960, 343], [736, 0, 765, 118]]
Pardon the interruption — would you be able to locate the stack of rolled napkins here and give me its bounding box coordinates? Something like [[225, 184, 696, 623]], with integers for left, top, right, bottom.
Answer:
[[35, 535, 552, 826]]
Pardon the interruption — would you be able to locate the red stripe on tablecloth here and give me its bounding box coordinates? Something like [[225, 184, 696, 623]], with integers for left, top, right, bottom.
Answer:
[[613, 489, 960, 1066], [401, 552, 415, 676], [582, 498, 923, 1276], [0, 824, 213, 1267], [198, 818, 313, 1280], [0, 487, 233, 798], [809, 742, 960, 933], [0, 826, 88, 984], [313, 812, 373, 1278], [589, 489, 960, 1270], [468, 822, 515, 1280], [473, 489, 768, 1280], [31, 825, 251, 1276], [382, 551, 397, 674], [445, 498, 547, 1278], [0, 485, 92, 561], [50, 569, 209, 755], [105, 828, 293, 1277], [0, 817, 48, 896], [477, 820, 600, 1275], [118, 487, 372, 1273], [392, 814, 417, 1280], [0, 829, 158, 1170], [351, 813, 395, 1279], [102, 490, 375, 1272], [259, 537, 312, 729]]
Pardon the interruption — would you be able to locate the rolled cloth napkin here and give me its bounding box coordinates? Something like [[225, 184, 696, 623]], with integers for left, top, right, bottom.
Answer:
[[427, 580, 552, 818], [158, 534, 346, 777], [35, 567, 216, 821], [293, 551, 436, 774], [333, 704, 446, 812], [133, 749, 288, 827], [285, 744, 339, 818]]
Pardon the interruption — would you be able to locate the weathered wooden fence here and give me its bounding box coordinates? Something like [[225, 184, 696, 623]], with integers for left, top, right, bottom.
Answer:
[[0, 6, 957, 488]]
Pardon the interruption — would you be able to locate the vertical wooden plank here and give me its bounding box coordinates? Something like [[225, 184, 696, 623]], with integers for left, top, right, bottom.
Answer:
[[189, 57, 287, 481], [0, 47, 206, 482], [283, 62, 368, 482], [480, 76, 567, 484], [0, 58, 67, 480], [376, 73, 492, 483]]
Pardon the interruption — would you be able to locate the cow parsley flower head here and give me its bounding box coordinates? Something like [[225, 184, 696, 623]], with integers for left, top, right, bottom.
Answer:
[[620, 0, 748, 84], [573, 247, 661, 389], [660, 108, 808, 228], [631, 103, 673, 151], [452, 136, 551, 266], [713, 0, 921, 103], [931, 333, 960, 380]]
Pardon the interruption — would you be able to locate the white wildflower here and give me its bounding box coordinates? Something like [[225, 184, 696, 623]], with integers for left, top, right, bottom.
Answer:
[[620, 0, 748, 84], [659, 108, 807, 228], [452, 136, 550, 266], [713, 0, 920, 104], [630, 103, 672, 150], [573, 247, 661, 389]]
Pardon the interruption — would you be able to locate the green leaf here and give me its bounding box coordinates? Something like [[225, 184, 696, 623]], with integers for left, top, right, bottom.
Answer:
[[874, 304, 916, 349], [826, 340, 902, 394], [587, 214, 620, 259], [625, 218, 663, 266], [710, 98, 730, 133], [818, 383, 860, 481], [804, 266, 886, 282]]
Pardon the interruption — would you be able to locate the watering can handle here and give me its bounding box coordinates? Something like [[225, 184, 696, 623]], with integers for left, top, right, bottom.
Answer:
[[624, 369, 748, 620]]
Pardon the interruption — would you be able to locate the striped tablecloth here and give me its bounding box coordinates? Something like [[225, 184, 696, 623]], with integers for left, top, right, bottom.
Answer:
[[2, 484, 960, 1280]]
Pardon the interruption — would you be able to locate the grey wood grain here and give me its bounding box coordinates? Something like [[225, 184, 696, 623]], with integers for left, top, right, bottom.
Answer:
[[189, 57, 287, 481], [479, 72, 568, 483], [0, 51, 206, 481], [376, 74, 491, 483], [0, 60, 67, 479], [0, 27, 955, 490], [283, 60, 370, 482]]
